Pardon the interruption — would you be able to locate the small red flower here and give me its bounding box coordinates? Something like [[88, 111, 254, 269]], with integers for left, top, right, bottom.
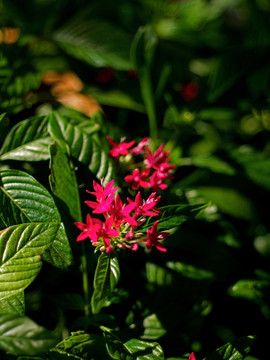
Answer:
[[124, 168, 150, 190], [131, 137, 149, 156], [180, 82, 199, 102], [74, 214, 102, 242], [107, 136, 135, 158], [109, 194, 137, 228], [142, 221, 169, 252], [149, 171, 168, 192], [144, 144, 171, 170], [85, 179, 117, 214], [189, 352, 196, 360], [128, 192, 161, 218]]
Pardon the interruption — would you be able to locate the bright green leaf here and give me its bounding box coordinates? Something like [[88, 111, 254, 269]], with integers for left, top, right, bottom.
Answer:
[[0, 292, 25, 316], [203, 335, 255, 360], [48, 112, 114, 183], [142, 314, 167, 340], [0, 115, 51, 161], [48, 330, 107, 360], [91, 253, 120, 314], [0, 222, 59, 299], [0, 313, 58, 356], [228, 279, 270, 302], [104, 331, 165, 360], [0, 169, 73, 269]]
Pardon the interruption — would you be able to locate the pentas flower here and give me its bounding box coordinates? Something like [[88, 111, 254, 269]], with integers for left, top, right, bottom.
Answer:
[[74, 214, 103, 242], [107, 136, 135, 158], [74, 180, 170, 253], [149, 171, 168, 191], [124, 168, 150, 190], [108, 194, 137, 228], [127, 192, 161, 218], [142, 221, 170, 252], [144, 144, 171, 170], [131, 137, 149, 156], [107, 136, 175, 192]]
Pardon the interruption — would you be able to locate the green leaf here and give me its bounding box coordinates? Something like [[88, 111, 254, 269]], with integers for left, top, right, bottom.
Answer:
[[48, 330, 107, 360], [131, 26, 159, 141], [0, 115, 51, 161], [0, 313, 58, 356], [228, 279, 270, 302], [0, 222, 59, 299], [0, 292, 25, 316], [142, 314, 167, 340], [191, 154, 236, 176], [49, 142, 82, 222], [54, 19, 132, 70], [193, 187, 255, 220], [140, 203, 209, 232], [48, 112, 114, 183], [207, 49, 258, 102], [0, 169, 73, 269], [104, 331, 165, 360], [231, 146, 270, 190], [203, 335, 255, 360], [166, 261, 215, 281], [85, 87, 145, 113], [91, 253, 120, 314], [145, 262, 173, 287]]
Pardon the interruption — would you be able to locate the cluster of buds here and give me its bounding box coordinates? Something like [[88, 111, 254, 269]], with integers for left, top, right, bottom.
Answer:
[[107, 136, 175, 192], [74, 179, 170, 253]]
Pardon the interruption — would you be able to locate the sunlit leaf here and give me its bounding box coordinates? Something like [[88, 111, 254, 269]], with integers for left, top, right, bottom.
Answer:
[[0, 292, 25, 316], [0, 115, 51, 161], [48, 330, 107, 360], [104, 330, 165, 360], [0, 313, 58, 355], [203, 335, 255, 360], [0, 169, 73, 269], [145, 262, 173, 287], [48, 111, 114, 183], [142, 314, 167, 340], [0, 222, 59, 299]]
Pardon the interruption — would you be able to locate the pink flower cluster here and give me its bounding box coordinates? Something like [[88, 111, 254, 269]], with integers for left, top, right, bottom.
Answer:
[[74, 179, 170, 253], [107, 136, 175, 192]]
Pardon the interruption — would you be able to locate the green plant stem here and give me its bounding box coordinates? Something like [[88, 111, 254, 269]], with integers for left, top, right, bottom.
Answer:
[[140, 66, 158, 142], [81, 242, 91, 316]]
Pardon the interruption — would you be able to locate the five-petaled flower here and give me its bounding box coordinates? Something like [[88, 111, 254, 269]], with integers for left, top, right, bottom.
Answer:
[[74, 179, 170, 253], [124, 168, 150, 190], [107, 136, 175, 192], [142, 220, 170, 252], [107, 136, 135, 158]]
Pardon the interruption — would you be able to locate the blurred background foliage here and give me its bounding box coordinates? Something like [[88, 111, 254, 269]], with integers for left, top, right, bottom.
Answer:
[[1, 0, 270, 359]]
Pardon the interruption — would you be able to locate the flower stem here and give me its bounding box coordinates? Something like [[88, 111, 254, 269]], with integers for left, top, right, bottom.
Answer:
[[81, 242, 91, 316]]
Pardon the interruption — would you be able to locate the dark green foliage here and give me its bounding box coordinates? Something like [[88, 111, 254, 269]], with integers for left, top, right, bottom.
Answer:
[[0, 0, 270, 359]]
